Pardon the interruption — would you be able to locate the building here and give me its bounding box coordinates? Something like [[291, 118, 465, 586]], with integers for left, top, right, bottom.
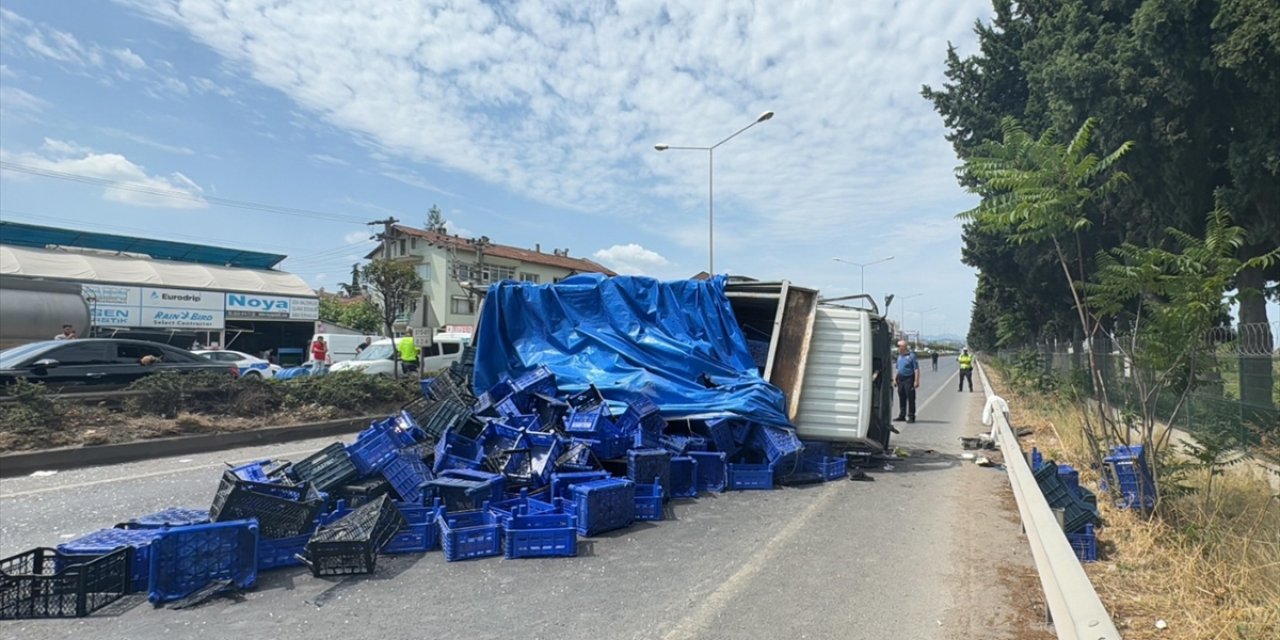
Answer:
[[0, 221, 318, 363], [368, 225, 615, 332]]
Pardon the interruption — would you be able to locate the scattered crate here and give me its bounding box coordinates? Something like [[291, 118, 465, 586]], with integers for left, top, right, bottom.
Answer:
[[0, 547, 131, 620], [434, 429, 486, 473], [438, 509, 503, 561], [419, 399, 472, 439], [380, 446, 433, 503], [1066, 524, 1098, 563], [257, 534, 309, 570], [1057, 464, 1081, 499], [805, 456, 848, 482], [727, 464, 774, 490], [550, 470, 611, 500], [1034, 462, 1100, 533], [1104, 445, 1156, 510], [116, 507, 210, 530], [57, 527, 165, 592], [669, 456, 698, 498], [302, 496, 406, 576], [148, 520, 259, 604], [382, 500, 443, 554], [569, 478, 635, 536], [346, 427, 400, 476], [504, 511, 577, 559], [705, 418, 740, 456], [333, 477, 392, 508], [687, 452, 727, 493], [633, 480, 665, 521], [566, 405, 613, 436], [209, 470, 324, 539], [751, 425, 804, 468], [287, 442, 360, 493], [424, 470, 505, 512], [627, 448, 672, 501]]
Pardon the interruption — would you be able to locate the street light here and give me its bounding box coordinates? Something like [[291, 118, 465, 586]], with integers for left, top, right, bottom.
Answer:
[[913, 307, 938, 350], [833, 256, 894, 296], [654, 110, 775, 275], [899, 293, 923, 336]]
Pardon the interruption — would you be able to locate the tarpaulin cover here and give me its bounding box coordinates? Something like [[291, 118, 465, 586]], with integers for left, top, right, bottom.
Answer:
[[472, 274, 793, 428]]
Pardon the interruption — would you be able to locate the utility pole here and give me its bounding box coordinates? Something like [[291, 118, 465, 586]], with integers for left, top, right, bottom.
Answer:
[[368, 217, 399, 260]]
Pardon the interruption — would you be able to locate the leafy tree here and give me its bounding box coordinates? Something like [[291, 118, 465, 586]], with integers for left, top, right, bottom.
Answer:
[[425, 204, 446, 233], [319, 297, 345, 325], [361, 259, 424, 376], [340, 263, 363, 297], [339, 299, 382, 334]]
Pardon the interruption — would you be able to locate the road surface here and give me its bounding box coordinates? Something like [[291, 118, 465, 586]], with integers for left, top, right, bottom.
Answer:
[[0, 358, 1050, 639]]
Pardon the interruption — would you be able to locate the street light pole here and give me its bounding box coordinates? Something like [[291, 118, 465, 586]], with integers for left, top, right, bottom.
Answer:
[[916, 307, 938, 350], [900, 293, 922, 338], [833, 256, 894, 296], [655, 110, 774, 275]]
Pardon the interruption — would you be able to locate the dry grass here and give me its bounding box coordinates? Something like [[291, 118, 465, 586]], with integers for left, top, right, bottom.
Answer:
[[986, 366, 1280, 640]]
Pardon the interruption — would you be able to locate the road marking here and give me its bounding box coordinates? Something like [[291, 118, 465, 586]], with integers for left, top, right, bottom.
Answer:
[[0, 447, 324, 499], [660, 482, 842, 640], [917, 368, 959, 413]]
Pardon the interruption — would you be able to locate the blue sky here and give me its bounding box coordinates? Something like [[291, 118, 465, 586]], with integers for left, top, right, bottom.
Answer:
[[0, 0, 1010, 338]]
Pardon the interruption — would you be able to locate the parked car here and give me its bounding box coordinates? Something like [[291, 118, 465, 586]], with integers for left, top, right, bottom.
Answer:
[[194, 349, 281, 379], [328, 334, 470, 376], [0, 339, 238, 390]]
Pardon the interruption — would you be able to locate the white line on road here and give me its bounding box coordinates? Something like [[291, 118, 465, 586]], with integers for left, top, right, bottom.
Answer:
[[0, 447, 324, 499]]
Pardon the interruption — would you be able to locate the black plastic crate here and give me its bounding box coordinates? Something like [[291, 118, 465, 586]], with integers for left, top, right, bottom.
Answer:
[[420, 399, 472, 439], [332, 477, 392, 508], [210, 470, 324, 539], [301, 496, 406, 577], [287, 443, 360, 494], [0, 547, 131, 620]]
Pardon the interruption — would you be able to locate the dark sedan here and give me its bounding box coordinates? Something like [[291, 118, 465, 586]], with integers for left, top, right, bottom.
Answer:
[[0, 339, 238, 390]]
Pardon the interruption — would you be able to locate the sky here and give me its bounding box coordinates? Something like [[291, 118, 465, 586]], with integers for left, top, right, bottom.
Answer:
[[0, 0, 1004, 339]]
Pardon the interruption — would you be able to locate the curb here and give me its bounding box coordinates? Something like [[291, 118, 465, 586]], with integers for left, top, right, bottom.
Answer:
[[0, 415, 378, 478]]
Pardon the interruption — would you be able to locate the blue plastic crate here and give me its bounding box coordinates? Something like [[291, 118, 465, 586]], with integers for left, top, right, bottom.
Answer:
[[512, 366, 558, 398], [1030, 447, 1045, 471], [148, 520, 258, 604], [727, 463, 774, 490], [570, 478, 636, 536], [256, 534, 309, 570], [576, 434, 629, 461], [504, 511, 577, 559], [383, 522, 439, 554], [117, 507, 210, 530], [1105, 445, 1155, 510], [1035, 462, 1101, 533], [550, 471, 612, 500], [633, 480, 664, 521], [627, 448, 672, 501], [633, 427, 662, 450], [488, 491, 554, 526], [730, 421, 754, 446], [799, 440, 833, 462], [805, 456, 847, 482], [1066, 524, 1097, 562], [437, 509, 503, 561], [346, 428, 399, 475], [227, 459, 276, 483], [209, 471, 324, 539], [1057, 464, 1081, 498], [669, 456, 698, 498], [751, 425, 803, 467], [425, 469, 505, 511], [519, 430, 565, 486], [688, 452, 727, 493], [434, 430, 486, 473], [380, 449, 432, 504], [566, 406, 612, 436], [57, 528, 165, 592], [705, 418, 740, 455]]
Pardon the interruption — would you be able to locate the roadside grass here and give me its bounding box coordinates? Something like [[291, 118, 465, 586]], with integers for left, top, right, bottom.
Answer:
[[986, 365, 1280, 640]]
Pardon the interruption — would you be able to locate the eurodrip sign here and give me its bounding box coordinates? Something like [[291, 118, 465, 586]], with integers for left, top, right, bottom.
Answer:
[[225, 293, 318, 321], [81, 285, 224, 329]]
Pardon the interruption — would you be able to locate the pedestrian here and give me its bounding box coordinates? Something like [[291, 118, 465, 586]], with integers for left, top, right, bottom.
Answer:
[[53, 324, 76, 340], [892, 340, 920, 423], [958, 347, 975, 392], [931, 350, 939, 371], [310, 336, 329, 364], [397, 334, 419, 375], [355, 336, 372, 355]]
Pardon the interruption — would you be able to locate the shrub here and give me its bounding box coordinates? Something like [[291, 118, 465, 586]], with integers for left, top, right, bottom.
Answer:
[[125, 372, 242, 418], [0, 379, 63, 434], [278, 371, 418, 411]]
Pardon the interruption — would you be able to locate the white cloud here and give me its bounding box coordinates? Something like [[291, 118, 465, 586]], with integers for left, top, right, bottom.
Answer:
[[309, 153, 349, 167], [0, 63, 16, 78], [442, 218, 474, 239], [99, 127, 195, 155], [114, 0, 996, 335], [112, 47, 146, 69], [344, 230, 372, 244], [0, 86, 48, 120], [1, 139, 207, 209], [191, 76, 234, 97], [594, 243, 670, 276]]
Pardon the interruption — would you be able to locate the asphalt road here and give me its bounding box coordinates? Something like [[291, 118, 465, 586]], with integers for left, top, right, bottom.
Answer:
[[0, 358, 1049, 640]]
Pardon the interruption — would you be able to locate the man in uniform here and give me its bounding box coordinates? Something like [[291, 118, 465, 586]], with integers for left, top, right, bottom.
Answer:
[[958, 348, 975, 392], [892, 340, 920, 423]]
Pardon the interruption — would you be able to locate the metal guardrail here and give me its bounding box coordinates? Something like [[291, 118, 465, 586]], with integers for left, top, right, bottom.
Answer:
[[976, 362, 1121, 640]]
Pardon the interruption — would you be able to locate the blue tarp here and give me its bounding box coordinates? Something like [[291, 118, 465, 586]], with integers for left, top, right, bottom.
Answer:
[[472, 274, 794, 429]]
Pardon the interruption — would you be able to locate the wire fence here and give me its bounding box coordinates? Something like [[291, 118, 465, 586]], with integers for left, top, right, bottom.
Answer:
[[998, 322, 1279, 446]]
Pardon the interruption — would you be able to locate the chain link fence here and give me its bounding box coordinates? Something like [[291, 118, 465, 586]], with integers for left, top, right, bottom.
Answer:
[[998, 322, 1279, 449]]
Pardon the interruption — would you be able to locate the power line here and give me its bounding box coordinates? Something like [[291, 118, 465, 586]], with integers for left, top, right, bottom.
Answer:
[[0, 161, 370, 225]]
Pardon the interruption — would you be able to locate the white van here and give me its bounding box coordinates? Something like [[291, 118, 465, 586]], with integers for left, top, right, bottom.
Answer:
[[329, 333, 470, 376], [310, 333, 382, 363]]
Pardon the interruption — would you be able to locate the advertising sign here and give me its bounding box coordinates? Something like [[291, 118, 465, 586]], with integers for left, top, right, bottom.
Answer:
[[225, 293, 318, 321], [139, 287, 223, 329], [82, 284, 139, 327], [289, 297, 319, 321]]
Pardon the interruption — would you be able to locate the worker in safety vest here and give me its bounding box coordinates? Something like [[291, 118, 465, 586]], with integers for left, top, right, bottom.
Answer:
[[397, 335, 419, 375], [958, 348, 975, 392]]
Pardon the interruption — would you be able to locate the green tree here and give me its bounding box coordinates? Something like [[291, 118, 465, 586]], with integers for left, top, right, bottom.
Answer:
[[339, 299, 382, 334], [361, 259, 424, 377], [425, 204, 446, 233], [319, 296, 345, 325]]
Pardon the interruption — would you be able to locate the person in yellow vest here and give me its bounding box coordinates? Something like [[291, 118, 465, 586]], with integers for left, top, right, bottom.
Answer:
[[396, 335, 419, 375], [958, 347, 975, 392]]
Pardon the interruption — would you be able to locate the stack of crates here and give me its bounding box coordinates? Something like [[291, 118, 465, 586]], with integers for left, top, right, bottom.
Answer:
[[1103, 445, 1156, 510]]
